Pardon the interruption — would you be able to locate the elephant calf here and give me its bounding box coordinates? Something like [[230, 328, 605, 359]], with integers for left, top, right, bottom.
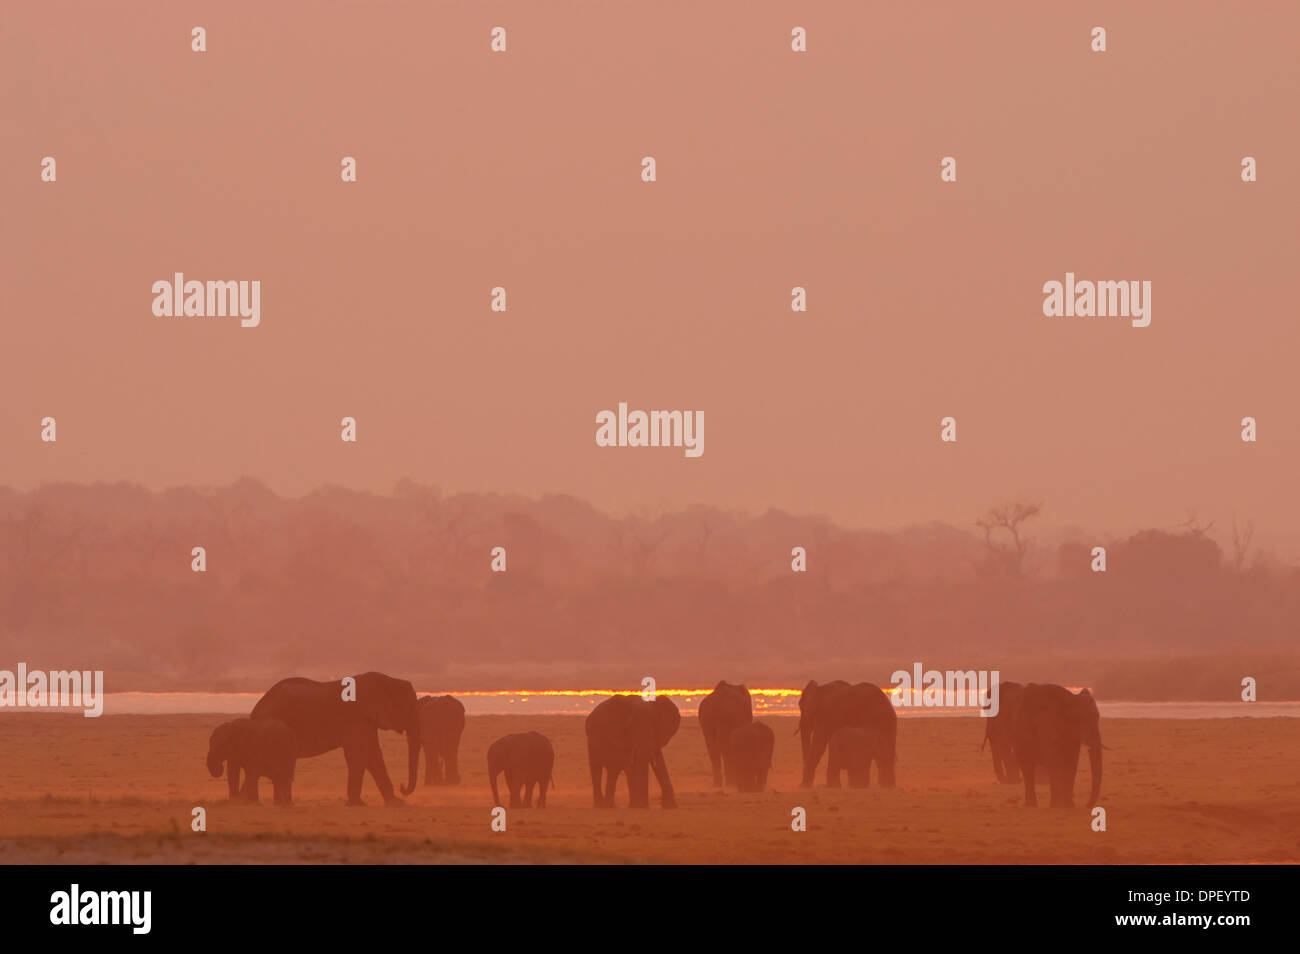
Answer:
[[827, 725, 886, 789], [206, 717, 297, 806], [488, 731, 555, 808], [723, 721, 774, 793]]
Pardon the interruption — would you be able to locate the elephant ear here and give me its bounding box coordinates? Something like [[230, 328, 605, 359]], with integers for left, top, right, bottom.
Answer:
[[358, 675, 397, 728], [653, 696, 681, 745], [800, 680, 819, 707]]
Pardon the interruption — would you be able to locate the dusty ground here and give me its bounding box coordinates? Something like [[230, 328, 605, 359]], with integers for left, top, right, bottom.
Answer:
[[0, 713, 1296, 863]]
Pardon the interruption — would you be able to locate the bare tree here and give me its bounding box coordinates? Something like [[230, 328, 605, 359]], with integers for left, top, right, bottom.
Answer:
[[975, 500, 1042, 578], [1230, 512, 1255, 573], [1176, 510, 1215, 538]]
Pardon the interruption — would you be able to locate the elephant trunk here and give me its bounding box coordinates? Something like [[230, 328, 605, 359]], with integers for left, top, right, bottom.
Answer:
[[1086, 743, 1102, 808], [400, 726, 420, 796]]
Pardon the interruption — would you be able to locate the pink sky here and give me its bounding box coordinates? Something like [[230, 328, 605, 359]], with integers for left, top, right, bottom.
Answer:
[[3, 1, 1298, 538]]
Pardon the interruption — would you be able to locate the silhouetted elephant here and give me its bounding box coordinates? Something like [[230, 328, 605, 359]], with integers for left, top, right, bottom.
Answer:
[[206, 717, 297, 806], [585, 694, 680, 808], [417, 694, 465, 785], [487, 731, 555, 808], [827, 725, 886, 788], [981, 681, 1024, 783], [251, 671, 420, 807], [698, 680, 753, 788], [798, 680, 896, 788], [723, 720, 774, 793], [1011, 683, 1102, 808]]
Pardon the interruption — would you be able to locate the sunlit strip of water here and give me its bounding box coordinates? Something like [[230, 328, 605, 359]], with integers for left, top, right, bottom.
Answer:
[[4, 690, 1297, 718]]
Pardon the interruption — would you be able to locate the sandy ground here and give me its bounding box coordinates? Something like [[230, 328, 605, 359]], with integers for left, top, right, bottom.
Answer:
[[0, 713, 1296, 864]]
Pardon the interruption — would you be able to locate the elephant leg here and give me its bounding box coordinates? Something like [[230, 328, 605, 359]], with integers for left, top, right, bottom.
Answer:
[[1000, 740, 1021, 783], [826, 751, 842, 788], [489, 766, 503, 807], [226, 761, 241, 800], [804, 731, 829, 788], [506, 769, 521, 808], [1064, 744, 1080, 807], [878, 738, 897, 788], [423, 742, 439, 785], [991, 737, 1007, 783], [444, 744, 461, 786], [627, 758, 649, 809], [523, 780, 535, 808], [538, 777, 548, 808], [650, 748, 677, 809], [1022, 760, 1038, 807], [342, 729, 368, 806], [588, 752, 604, 808], [363, 730, 402, 806], [703, 725, 723, 788], [604, 764, 621, 807], [240, 773, 260, 804], [272, 775, 290, 807]]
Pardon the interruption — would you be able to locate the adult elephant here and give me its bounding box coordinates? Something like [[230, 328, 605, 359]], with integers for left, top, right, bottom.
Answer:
[[981, 680, 1024, 783], [798, 680, 896, 788], [585, 694, 680, 808], [697, 680, 753, 788], [1011, 683, 1102, 808], [251, 671, 420, 806], [417, 694, 466, 785]]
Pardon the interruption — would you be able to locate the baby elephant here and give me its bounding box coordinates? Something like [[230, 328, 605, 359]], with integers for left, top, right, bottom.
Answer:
[[487, 731, 555, 808], [723, 721, 775, 793], [827, 725, 886, 789], [206, 717, 297, 806]]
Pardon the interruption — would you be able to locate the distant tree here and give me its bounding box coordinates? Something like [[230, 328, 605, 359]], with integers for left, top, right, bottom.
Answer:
[[1230, 512, 1255, 573], [1116, 528, 1222, 579], [975, 500, 1042, 578]]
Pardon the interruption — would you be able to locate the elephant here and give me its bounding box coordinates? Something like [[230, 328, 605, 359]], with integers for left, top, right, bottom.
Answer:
[[206, 717, 297, 806], [827, 725, 886, 788], [980, 680, 1024, 783], [1011, 683, 1102, 808], [798, 680, 897, 788], [417, 694, 465, 785], [723, 720, 774, 793], [585, 694, 680, 808], [487, 731, 555, 808], [698, 680, 753, 788], [250, 671, 420, 807]]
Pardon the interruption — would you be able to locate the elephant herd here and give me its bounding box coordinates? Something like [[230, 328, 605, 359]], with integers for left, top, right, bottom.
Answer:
[[204, 672, 1102, 811]]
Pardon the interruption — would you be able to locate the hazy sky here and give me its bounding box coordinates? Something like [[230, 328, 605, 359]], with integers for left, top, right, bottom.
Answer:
[[3, 1, 1297, 536]]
